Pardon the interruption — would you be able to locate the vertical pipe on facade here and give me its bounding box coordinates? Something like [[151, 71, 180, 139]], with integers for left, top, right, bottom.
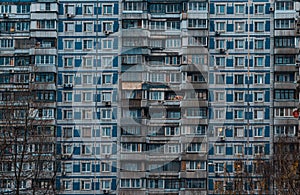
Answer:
[[246, 0, 251, 194], [94, 0, 100, 194]]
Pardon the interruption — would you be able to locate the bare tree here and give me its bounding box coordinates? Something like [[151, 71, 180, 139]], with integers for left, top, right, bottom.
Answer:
[[0, 76, 56, 194]]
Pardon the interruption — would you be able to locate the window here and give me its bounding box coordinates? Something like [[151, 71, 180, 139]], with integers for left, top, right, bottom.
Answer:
[[235, 22, 245, 32], [102, 39, 113, 49], [187, 143, 204, 153], [235, 39, 244, 49], [275, 37, 295, 48], [102, 180, 111, 190], [186, 179, 206, 189], [81, 162, 91, 172], [62, 180, 72, 191], [166, 39, 181, 48], [63, 163, 73, 173], [254, 145, 264, 155], [275, 90, 295, 100], [215, 145, 225, 155], [216, 39, 225, 49], [275, 19, 295, 29], [216, 4, 225, 14], [275, 55, 295, 65], [188, 19, 207, 28], [166, 4, 181, 13], [63, 110, 73, 119], [234, 145, 243, 155], [0, 57, 13, 66], [63, 127, 73, 138], [62, 144, 73, 154], [103, 22, 113, 32], [0, 5, 11, 13], [234, 110, 244, 120], [255, 22, 264, 32], [254, 127, 264, 137], [0, 39, 13, 48], [83, 5, 93, 14], [82, 109, 92, 120], [275, 125, 296, 136], [215, 57, 225, 66], [81, 180, 91, 190], [234, 127, 244, 137], [65, 22, 74, 32], [35, 55, 55, 65], [254, 109, 264, 120], [102, 91, 112, 102], [216, 22, 226, 32], [64, 75, 73, 84], [102, 74, 112, 84], [79, 91, 90, 102], [165, 127, 180, 136], [186, 161, 206, 170], [188, 2, 207, 11], [101, 162, 111, 172], [82, 127, 92, 138], [65, 5, 75, 15], [254, 74, 264, 84], [83, 57, 93, 68], [254, 92, 264, 102], [215, 109, 225, 119], [102, 56, 113, 67], [36, 20, 55, 29], [215, 91, 225, 102], [255, 4, 264, 14], [35, 73, 55, 83], [216, 127, 225, 137], [103, 5, 113, 15], [215, 74, 225, 84], [83, 22, 93, 32], [16, 22, 30, 31], [102, 126, 111, 137], [83, 75, 92, 85], [274, 108, 293, 117], [235, 57, 244, 67], [17, 4, 30, 13], [102, 145, 111, 154], [255, 57, 264, 67], [124, 2, 144, 11], [64, 40, 74, 50], [166, 21, 180, 31], [186, 108, 207, 118], [276, 2, 294, 11], [83, 40, 93, 50], [235, 75, 244, 84], [82, 144, 92, 155], [188, 37, 206, 46], [35, 91, 55, 101], [235, 4, 245, 14], [101, 109, 112, 120], [120, 179, 141, 188], [255, 39, 264, 50], [64, 57, 73, 67]]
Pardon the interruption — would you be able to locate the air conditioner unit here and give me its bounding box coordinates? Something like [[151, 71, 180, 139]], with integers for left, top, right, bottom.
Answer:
[[105, 101, 111, 106], [3, 13, 8, 18], [67, 13, 74, 18], [104, 30, 110, 35], [269, 7, 274, 12], [219, 48, 226, 54], [105, 154, 110, 159], [103, 190, 109, 194], [215, 31, 221, 36], [64, 83, 73, 88]]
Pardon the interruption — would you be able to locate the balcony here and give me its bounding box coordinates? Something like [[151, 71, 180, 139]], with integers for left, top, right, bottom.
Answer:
[[274, 82, 296, 89], [181, 100, 208, 107], [274, 64, 297, 72]]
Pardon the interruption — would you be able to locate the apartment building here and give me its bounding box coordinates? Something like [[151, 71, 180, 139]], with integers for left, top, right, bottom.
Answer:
[[0, 0, 299, 195], [0, 0, 57, 194], [56, 0, 119, 194], [119, 0, 209, 194], [208, 0, 272, 194]]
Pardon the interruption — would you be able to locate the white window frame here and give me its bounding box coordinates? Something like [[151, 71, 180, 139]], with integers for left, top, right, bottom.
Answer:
[[254, 127, 264, 137], [215, 144, 225, 155], [81, 180, 91, 190], [234, 127, 244, 138]]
